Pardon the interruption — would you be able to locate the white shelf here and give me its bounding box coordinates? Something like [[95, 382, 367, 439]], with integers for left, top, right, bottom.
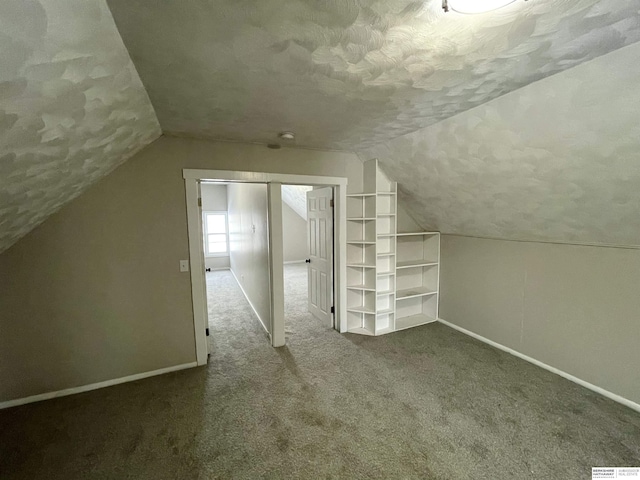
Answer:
[[348, 327, 375, 336], [396, 259, 438, 269], [396, 287, 438, 300], [347, 285, 376, 292], [347, 307, 375, 314], [395, 314, 436, 331], [377, 289, 394, 296], [348, 159, 439, 337], [396, 232, 439, 237]]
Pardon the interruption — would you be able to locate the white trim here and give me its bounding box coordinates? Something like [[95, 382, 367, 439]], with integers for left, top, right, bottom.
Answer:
[[335, 185, 347, 333], [183, 168, 348, 349], [185, 179, 209, 366], [283, 260, 306, 265], [0, 363, 198, 410], [183, 169, 348, 188], [230, 268, 271, 339], [437, 318, 640, 413], [268, 183, 286, 347], [206, 267, 230, 271]]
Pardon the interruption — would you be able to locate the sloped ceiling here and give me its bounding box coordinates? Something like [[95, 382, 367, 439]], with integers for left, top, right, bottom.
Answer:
[[0, 0, 161, 253], [282, 185, 313, 220], [363, 42, 640, 246], [106, 0, 640, 150], [2, 0, 640, 253]]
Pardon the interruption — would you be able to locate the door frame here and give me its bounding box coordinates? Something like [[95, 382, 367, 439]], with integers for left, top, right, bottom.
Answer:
[[183, 169, 347, 362]]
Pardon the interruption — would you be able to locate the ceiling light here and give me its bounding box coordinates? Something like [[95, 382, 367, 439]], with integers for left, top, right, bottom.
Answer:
[[278, 131, 295, 140], [442, 0, 520, 14]]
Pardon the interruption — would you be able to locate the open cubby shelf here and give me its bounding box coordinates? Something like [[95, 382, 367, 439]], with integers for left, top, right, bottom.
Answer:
[[345, 159, 440, 336], [348, 285, 376, 292], [395, 313, 436, 331], [396, 287, 438, 300], [397, 259, 438, 269]]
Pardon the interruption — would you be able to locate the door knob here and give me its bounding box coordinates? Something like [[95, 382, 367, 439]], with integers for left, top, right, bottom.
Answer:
[[305, 259, 311, 263]]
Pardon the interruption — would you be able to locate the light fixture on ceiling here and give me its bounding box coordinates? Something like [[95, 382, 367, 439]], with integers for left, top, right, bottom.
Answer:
[[278, 131, 295, 140], [442, 0, 522, 14]]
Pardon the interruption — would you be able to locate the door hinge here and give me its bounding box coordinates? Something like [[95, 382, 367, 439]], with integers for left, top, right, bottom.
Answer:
[[198, 198, 202, 207], [330, 199, 334, 208], [331, 306, 335, 314], [205, 328, 210, 337]]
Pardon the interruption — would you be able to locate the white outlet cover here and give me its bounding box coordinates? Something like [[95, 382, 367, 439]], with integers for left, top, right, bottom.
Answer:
[[180, 260, 189, 272]]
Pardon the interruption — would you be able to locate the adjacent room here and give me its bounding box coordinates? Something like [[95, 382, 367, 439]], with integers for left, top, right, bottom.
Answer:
[[1, 0, 640, 478], [280, 185, 324, 338]]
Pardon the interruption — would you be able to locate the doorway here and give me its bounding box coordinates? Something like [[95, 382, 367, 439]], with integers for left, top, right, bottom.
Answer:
[[184, 169, 348, 362], [281, 185, 335, 340], [199, 181, 275, 358]]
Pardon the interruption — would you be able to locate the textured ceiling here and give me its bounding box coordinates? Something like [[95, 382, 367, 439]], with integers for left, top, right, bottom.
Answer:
[[363, 42, 640, 246], [0, 0, 160, 253], [3, 0, 640, 254], [282, 185, 313, 220], [106, 0, 640, 150]]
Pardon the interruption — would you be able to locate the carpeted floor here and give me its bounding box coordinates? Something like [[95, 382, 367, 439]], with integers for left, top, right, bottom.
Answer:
[[1, 263, 639, 479]]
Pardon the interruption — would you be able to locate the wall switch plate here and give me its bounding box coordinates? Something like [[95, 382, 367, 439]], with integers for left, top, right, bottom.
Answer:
[[180, 260, 189, 272]]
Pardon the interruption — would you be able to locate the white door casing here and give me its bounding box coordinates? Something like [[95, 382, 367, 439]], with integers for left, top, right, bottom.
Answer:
[[184, 169, 348, 362], [307, 187, 334, 325]]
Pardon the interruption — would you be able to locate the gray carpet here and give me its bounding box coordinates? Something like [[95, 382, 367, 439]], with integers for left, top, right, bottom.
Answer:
[[1, 263, 639, 479]]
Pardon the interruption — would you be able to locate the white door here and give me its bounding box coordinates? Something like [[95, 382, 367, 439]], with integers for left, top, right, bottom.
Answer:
[[306, 187, 334, 325]]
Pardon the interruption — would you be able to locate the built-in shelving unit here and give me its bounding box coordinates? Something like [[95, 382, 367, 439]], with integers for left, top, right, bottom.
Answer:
[[394, 231, 439, 330], [346, 159, 440, 336]]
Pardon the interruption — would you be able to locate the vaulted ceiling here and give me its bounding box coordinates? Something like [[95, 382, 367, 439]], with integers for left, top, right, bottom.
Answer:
[[2, 0, 640, 253], [107, 0, 639, 149], [364, 42, 640, 246], [0, 0, 160, 253], [282, 185, 313, 220]]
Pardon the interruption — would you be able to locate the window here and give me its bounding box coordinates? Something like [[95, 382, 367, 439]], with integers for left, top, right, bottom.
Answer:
[[203, 211, 228, 256]]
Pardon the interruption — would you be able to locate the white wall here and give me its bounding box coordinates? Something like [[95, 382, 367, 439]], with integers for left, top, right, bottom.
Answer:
[[439, 235, 640, 406], [227, 183, 271, 334], [201, 184, 230, 270], [282, 201, 308, 263], [397, 202, 422, 233]]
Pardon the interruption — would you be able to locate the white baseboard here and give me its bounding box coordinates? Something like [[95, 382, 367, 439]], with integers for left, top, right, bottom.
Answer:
[[230, 268, 271, 338], [206, 267, 230, 271], [437, 318, 640, 413], [283, 260, 306, 265], [0, 362, 198, 410]]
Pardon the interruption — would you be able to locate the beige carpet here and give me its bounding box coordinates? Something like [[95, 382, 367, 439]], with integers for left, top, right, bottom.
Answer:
[[1, 263, 639, 479]]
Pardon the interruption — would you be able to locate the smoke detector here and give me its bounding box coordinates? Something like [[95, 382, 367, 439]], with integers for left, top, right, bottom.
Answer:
[[278, 132, 295, 140]]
